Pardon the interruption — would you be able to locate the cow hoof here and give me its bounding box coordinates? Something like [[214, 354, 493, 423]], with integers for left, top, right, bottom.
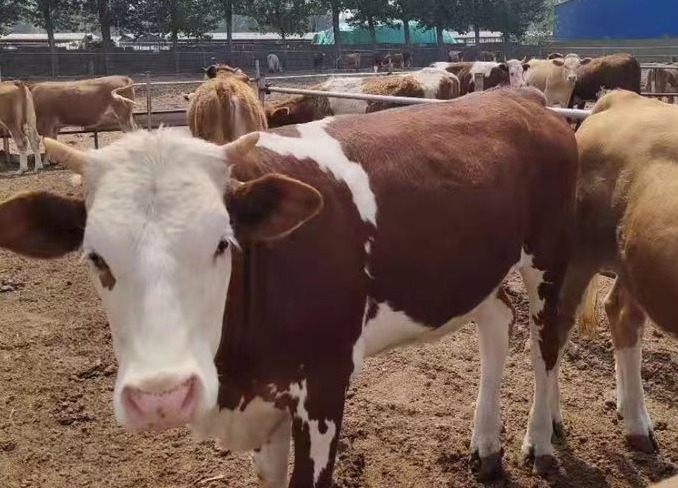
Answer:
[[627, 433, 658, 454], [533, 454, 557, 476], [15, 168, 28, 175], [552, 421, 566, 440], [470, 449, 504, 481]]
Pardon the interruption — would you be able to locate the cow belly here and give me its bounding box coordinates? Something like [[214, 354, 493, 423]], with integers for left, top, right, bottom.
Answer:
[[358, 300, 477, 358]]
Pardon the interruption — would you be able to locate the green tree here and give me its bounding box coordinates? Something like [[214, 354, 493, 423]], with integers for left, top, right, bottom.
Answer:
[[392, 0, 419, 48], [25, 0, 87, 75], [131, 0, 219, 48], [219, 0, 241, 53], [346, 0, 393, 51], [318, 0, 345, 56], [417, 0, 459, 57], [0, 0, 26, 35], [251, 0, 316, 42]]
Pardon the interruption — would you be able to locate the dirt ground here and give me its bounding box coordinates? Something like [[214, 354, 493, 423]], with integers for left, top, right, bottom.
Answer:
[[2, 78, 678, 488]]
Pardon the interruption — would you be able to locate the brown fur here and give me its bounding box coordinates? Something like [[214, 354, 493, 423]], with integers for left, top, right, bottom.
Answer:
[[570, 53, 641, 108], [30, 76, 136, 138], [442, 62, 509, 95], [188, 69, 267, 144], [362, 75, 425, 112], [265, 89, 332, 128], [0, 81, 37, 157]]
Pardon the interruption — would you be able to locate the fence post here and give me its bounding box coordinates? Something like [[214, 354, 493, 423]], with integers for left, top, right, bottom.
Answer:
[[146, 72, 152, 130], [0, 64, 3, 82], [94, 131, 99, 149], [2, 135, 9, 163], [255, 59, 266, 106], [474, 72, 485, 91]]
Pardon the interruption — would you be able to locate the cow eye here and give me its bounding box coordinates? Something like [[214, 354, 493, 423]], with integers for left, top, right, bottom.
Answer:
[[215, 239, 229, 257]]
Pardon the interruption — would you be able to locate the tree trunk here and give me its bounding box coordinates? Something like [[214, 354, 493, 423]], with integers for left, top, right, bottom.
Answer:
[[224, 0, 233, 54], [170, 0, 179, 73], [97, 0, 112, 74], [281, 30, 288, 70], [331, 4, 342, 59], [402, 18, 411, 48], [436, 24, 446, 60], [368, 18, 377, 52], [44, 6, 57, 77], [474, 24, 481, 59]]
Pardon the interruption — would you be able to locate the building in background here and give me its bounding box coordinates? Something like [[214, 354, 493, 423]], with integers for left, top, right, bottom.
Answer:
[[555, 0, 678, 40]]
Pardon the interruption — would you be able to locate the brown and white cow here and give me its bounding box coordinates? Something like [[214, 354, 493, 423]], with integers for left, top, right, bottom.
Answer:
[[188, 64, 267, 144], [265, 68, 460, 127], [30, 76, 136, 165], [431, 60, 527, 95], [569, 53, 641, 108], [525, 53, 592, 107], [0, 81, 43, 173], [554, 90, 678, 456], [0, 87, 578, 485], [645, 66, 678, 104]]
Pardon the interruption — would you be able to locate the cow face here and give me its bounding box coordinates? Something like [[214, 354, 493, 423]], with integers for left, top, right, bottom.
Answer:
[[0, 130, 323, 433], [503, 60, 528, 88], [552, 54, 591, 85]]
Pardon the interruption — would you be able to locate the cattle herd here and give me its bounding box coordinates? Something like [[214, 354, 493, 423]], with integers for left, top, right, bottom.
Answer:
[[0, 50, 677, 488]]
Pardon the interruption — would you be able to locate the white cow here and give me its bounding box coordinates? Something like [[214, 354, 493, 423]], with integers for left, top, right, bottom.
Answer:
[[267, 53, 282, 73]]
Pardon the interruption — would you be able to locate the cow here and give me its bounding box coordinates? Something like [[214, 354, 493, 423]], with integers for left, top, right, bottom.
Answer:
[[435, 60, 527, 95], [265, 68, 460, 127], [553, 90, 678, 457], [183, 64, 250, 102], [645, 66, 678, 104], [568, 54, 641, 108], [337, 53, 361, 71], [187, 64, 267, 145], [29, 76, 136, 165], [313, 52, 325, 72], [0, 86, 579, 484], [0, 81, 43, 174], [267, 54, 282, 73], [448, 50, 463, 62], [374, 52, 411, 72], [525, 53, 592, 107]]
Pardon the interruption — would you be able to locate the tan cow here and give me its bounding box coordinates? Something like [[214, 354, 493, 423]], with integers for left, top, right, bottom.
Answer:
[[337, 53, 361, 71], [525, 53, 591, 107], [0, 81, 43, 173], [266, 68, 460, 127], [30, 76, 136, 165], [554, 90, 678, 455], [187, 64, 267, 144]]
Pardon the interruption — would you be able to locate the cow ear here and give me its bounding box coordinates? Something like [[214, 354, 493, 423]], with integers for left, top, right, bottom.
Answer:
[[0, 191, 86, 258], [581, 57, 592, 65], [548, 53, 563, 60], [226, 174, 323, 243], [552, 58, 565, 67]]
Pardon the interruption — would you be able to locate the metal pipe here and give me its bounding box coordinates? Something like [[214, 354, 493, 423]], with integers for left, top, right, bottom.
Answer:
[[548, 107, 592, 120], [265, 71, 401, 81], [145, 72, 152, 130], [265, 86, 447, 105]]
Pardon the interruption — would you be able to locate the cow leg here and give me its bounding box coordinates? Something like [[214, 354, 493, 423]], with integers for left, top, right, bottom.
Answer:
[[9, 129, 29, 174], [603, 278, 656, 453], [469, 288, 513, 480], [288, 373, 348, 488], [253, 416, 292, 488], [26, 125, 43, 171]]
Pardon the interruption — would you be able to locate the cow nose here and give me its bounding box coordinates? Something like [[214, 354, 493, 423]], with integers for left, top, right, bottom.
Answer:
[[567, 74, 577, 83], [122, 375, 198, 429]]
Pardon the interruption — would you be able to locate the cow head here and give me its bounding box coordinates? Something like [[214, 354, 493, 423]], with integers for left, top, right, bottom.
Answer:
[[552, 53, 591, 85], [503, 59, 528, 88], [203, 64, 248, 82], [0, 130, 323, 432]]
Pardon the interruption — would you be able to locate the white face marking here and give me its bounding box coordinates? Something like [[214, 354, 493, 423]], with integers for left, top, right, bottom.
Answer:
[[289, 380, 337, 486], [80, 129, 234, 428], [430, 62, 452, 70], [322, 78, 369, 114], [231, 95, 247, 139], [192, 397, 287, 451], [257, 118, 377, 225], [506, 59, 527, 88]]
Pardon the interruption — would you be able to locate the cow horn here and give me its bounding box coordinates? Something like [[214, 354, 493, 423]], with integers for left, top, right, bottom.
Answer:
[[43, 138, 88, 174], [223, 132, 260, 159]]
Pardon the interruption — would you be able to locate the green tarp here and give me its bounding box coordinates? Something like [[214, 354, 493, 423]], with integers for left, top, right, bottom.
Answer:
[[312, 21, 455, 45]]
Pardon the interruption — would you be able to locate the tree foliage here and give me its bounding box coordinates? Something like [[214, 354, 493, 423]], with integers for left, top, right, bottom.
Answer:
[[0, 0, 27, 35], [250, 0, 317, 40], [24, 0, 87, 33]]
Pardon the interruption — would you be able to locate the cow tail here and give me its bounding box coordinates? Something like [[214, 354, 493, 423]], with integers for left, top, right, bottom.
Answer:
[[577, 274, 599, 337]]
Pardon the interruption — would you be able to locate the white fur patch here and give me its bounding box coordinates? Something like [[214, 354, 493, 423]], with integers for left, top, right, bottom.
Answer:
[[408, 67, 459, 98], [470, 61, 500, 77], [616, 345, 652, 436], [289, 380, 337, 486], [321, 78, 369, 114], [257, 119, 377, 225]]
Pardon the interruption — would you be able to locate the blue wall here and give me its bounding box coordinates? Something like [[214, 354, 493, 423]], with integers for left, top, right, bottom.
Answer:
[[555, 0, 678, 40]]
